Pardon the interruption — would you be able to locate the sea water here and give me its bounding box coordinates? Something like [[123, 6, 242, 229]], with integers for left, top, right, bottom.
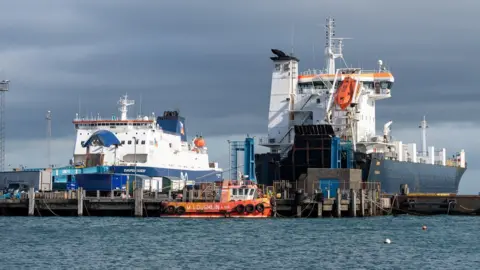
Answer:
[[0, 215, 479, 269]]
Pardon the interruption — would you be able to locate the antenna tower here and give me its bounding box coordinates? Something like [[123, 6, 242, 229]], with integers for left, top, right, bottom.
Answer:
[[46, 110, 52, 168], [0, 80, 10, 171]]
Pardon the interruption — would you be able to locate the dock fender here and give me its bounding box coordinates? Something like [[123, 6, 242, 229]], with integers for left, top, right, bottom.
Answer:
[[167, 205, 175, 214], [176, 206, 186, 215], [245, 204, 255, 213], [255, 203, 265, 213], [236, 204, 245, 213]]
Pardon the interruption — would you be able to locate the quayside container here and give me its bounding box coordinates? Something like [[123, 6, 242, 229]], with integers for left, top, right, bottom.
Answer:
[[76, 173, 128, 191]]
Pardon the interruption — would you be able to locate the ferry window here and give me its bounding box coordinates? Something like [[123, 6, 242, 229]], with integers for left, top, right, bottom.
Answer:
[[169, 143, 172, 148], [121, 140, 125, 145], [275, 64, 281, 71], [81, 141, 84, 145], [128, 140, 132, 145], [283, 63, 290, 71], [244, 189, 249, 195], [232, 189, 237, 195], [141, 140, 145, 145], [249, 189, 254, 196], [238, 189, 243, 196]]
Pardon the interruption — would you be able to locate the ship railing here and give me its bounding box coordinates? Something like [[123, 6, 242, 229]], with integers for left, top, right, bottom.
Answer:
[[300, 69, 391, 76], [270, 180, 382, 200]]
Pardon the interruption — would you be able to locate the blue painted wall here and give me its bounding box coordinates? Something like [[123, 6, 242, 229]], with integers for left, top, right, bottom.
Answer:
[[319, 179, 339, 198]]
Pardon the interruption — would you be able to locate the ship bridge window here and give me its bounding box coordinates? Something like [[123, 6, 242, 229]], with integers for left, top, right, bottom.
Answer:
[[232, 189, 237, 195], [249, 189, 254, 196], [283, 63, 290, 71], [238, 189, 244, 196], [121, 140, 125, 145], [381, 81, 393, 89], [274, 64, 281, 71], [363, 82, 374, 89], [141, 140, 145, 145], [128, 140, 132, 145]]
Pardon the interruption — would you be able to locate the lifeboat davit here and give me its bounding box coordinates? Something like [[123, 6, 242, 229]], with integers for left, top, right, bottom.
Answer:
[[160, 180, 272, 218], [335, 77, 357, 110]]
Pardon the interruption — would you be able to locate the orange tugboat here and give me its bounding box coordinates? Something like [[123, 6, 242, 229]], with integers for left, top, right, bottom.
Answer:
[[160, 180, 272, 218]]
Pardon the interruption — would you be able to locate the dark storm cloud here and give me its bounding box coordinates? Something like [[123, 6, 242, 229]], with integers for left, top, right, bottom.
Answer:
[[1, 0, 479, 141]]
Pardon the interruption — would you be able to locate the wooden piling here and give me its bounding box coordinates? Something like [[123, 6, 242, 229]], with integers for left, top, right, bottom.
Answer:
[[350, 189, 357, 217], [317, 202, 322, 217], [368, 190, 373, 216], [335, 188, 341, 217], [360, 189, 365, 217], [28, 187, 35, 216], [189, 189, 194, 202], [77, 187, 83, 216], [134, 188, 143, 217], [296, 205, 302, 218]]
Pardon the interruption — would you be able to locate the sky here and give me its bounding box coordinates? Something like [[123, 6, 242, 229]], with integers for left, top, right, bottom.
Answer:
[[1, 0, 479, 193]]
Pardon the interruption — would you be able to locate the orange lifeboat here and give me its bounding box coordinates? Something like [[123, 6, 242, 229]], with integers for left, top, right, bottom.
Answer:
[[194, 136, 205, 148], [160, 180, 272, 218], [335, 77, 357, 110]]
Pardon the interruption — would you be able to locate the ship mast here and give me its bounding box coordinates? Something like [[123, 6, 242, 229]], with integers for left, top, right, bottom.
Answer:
[[324, 17, 350, 74], [419, 116, 428, 156], [118, 94, 135, 121]]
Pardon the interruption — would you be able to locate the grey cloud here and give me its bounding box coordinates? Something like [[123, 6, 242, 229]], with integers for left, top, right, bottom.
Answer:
[[0, 0, 479, 146]]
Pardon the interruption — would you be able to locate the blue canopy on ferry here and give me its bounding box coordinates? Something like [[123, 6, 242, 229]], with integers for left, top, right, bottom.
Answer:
[[82, 130, 121, 147]]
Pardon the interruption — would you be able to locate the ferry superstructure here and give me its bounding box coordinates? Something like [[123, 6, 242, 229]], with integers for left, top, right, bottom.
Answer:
[[72, 95, 223, 182], [256, 17, 466, 194]]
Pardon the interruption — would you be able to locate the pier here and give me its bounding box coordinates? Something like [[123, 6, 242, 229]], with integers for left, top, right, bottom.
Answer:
[[1, 183, 480, 217]]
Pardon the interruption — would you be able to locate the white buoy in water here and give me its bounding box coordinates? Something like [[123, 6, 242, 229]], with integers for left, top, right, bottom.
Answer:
[[384, 238, 391, 244]]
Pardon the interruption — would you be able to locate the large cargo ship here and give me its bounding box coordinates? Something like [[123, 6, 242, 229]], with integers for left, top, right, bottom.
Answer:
[[71, 95, 223, 183], [255, 17, 466, 194]]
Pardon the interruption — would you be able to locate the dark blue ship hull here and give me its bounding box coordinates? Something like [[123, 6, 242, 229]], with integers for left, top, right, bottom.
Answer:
[[254, 124, 467, 194], [366, 157, 466, 194]]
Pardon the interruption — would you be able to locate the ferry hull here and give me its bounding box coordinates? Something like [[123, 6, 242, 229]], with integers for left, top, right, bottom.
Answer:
[[366, 157, 466, 194], [111, 166, 223, 182]]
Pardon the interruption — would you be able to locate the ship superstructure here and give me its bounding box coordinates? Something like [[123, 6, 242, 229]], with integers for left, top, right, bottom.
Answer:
[[257, 17, 466, 193], [72, 95, 223, 182]]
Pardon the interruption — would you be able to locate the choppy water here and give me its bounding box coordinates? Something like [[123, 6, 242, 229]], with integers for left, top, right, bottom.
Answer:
[[0, 216, 479, 269]]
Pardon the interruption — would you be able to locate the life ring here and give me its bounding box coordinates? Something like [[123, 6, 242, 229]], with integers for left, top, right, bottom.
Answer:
[[236, 204, 245, 213], [166, 205, 175, 214], [245, 204, 255, 213], [255, 203, 265, 213], [176, 206, 186, 215]]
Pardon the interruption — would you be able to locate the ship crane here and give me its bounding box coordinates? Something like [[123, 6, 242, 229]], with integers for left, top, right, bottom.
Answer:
[[383, 120, 393, 143]]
